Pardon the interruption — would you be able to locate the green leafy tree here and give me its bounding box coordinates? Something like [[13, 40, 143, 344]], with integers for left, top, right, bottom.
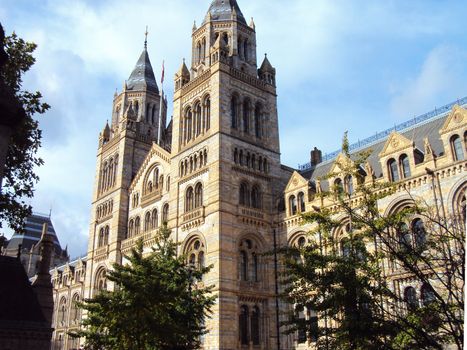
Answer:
[[281, 133, 464, 349], [73, 225, 215, 350], [0, 27, 49, 232]]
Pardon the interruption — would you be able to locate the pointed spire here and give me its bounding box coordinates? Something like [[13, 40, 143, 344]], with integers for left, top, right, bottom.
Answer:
[[144, 25, 148, 49], [126, 44, 159, 93], [249, 17, 255, 30], [204, 0, 246, 24], [193, 20, 197, 32], [176, 58, 190, 78]]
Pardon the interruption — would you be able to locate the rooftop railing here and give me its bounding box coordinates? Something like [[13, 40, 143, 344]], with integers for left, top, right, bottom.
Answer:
[[298, 96, 467, 171]]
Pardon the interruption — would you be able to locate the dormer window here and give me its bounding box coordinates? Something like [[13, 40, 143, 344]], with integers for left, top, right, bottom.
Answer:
[[298, 192, 305, 213], [344, 175, 354, 195], [334, 178, 344, 195], [400, 154, 411, 179], [451, 135, 464, 161], [388, 158, 399, 182]]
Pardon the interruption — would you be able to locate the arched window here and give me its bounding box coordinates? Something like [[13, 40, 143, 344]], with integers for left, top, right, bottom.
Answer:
[[135, 217, 141, 235], [71, 294, 80, 323], [404, 286, 418, 309], [104, 226, 109, 246], [231, 96, 238, 129], [144, 212, 151, 232], [244, 40, 249, 61], [134, 100, 139, 116], [98, 228, 104, 247], [239, 305, 249, 345], [252, 253, 259, 282], [185, 238, 206, 272], [334, 178, 344, 195], [195, 183, 203, 208], [400, 154, 411, 178], [345, 175, 354, 195], [451, 135, 464, 161], [185, 108, 193, 142], [412, 219, 426, 247], [186, 187, 194, 212], [195, 102, 202, 137], [128, 219, 135, 238], [198, 251, 205, 269], [289, 195, 297, 216], [59, 297, 67, 325], [421, 283, 435, 305], [243, 100, 250, 133], [204, 96, 211, 131], [398, 223, 411, 251], [298, 192, 305, 213], [251, 306, 260, 345], [251, 185, 261, 209], [151, 209, 158, 229], [166, 176, 171, 192], [240, 182, 250, 206], [240, 250, 248, 281], [234, 148, 238, 164], [95, 268, 107, 292], [388, 158, 399, 182], [254, 104, 261, 138], [162, 204, 169, 224]]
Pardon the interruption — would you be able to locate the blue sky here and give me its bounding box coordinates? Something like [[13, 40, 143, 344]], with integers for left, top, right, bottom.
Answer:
[[1, 0, 467, 257]]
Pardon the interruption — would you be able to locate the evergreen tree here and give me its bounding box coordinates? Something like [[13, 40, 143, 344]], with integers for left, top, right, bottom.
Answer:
[[73, 225, 215, 350]]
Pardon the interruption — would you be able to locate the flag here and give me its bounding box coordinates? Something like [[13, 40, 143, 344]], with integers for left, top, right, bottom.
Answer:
[[161, 60, 165, 85]]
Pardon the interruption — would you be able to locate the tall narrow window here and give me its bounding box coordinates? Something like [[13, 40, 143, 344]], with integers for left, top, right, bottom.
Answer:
[[240, 183, 249, 206], [334, 178, 344, 195], [195, 183, 203, 208], [451, 135, 464, 161], [239, 305, 249, 345], [162, 204, 169, 224], [398, 223, 411, 251], [388, 158, 399, 182], [244, 40, 249, 61], [185, 109, 193, 142], [404, 286, 418, 309], [289, 195, 297, 216], [204, 96, 211, 131], [421, 283, 435, 305], [243, 100, 250, 133], [135, 217, 141, 235], [186, 187, 194, 212], [296, 307, 307, 343], [231, 97, 238, 129], [252, 253, 259, 282], [254, 105, 261, 138], [151, 209, 158, 229], [128, 220, 134, 238], [400, 154, 411, 178], [145, 212, 151, 232], [298, 192, 305, 213], [251, 307, 260, 345], [251, 185, 261, 209], [412, 219, 426, 247], [345, 175, 354, 195], [240, 250, 248, 281], [104, 226, 109, 245], [195, 103, 202, 137]]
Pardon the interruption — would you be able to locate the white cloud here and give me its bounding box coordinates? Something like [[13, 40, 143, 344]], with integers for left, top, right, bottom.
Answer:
[[2, 0, 467, 256], [390, 45, 467, 121]]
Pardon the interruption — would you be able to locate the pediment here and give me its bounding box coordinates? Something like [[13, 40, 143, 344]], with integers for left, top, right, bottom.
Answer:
[[285, 171, 308, 192], [328, 152, 353, 176], [379, 132, 413, 158], [440, 105, 467, 134], [129, 142, 171, 192]]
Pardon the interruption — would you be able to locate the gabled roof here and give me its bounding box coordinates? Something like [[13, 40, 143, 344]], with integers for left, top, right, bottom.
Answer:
[[204, 0, 247, 25], [127, 48, 159, 93]]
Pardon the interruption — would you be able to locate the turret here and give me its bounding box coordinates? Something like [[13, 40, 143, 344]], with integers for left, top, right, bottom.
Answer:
[[175, 59, 191, 91], [258, 54, 276, 86]]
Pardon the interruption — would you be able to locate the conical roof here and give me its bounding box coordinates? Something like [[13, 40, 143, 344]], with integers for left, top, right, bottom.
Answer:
[[204, 0, 246, 24], [127, 49, 159, 93], [259, 54, 275, 73]]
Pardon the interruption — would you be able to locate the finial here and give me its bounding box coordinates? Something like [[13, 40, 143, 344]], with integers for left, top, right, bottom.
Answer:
[[144, 25, 149, 49], [193, 20, 197, 32]]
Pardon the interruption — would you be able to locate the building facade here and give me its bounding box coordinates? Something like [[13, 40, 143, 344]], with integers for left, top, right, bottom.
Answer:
[[51, 1, 467, 349]]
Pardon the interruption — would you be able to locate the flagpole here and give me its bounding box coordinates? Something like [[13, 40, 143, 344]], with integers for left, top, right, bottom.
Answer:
[[158, 60, 165, 145]]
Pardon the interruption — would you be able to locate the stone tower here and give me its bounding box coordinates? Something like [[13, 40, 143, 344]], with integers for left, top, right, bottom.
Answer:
[[169, 1, 283, 348], [83, 39, 166, 298]]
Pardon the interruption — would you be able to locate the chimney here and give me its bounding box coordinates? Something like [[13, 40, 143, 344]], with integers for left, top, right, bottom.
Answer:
[[32, 223, 54, 325], [310, 147, 322, 166]]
